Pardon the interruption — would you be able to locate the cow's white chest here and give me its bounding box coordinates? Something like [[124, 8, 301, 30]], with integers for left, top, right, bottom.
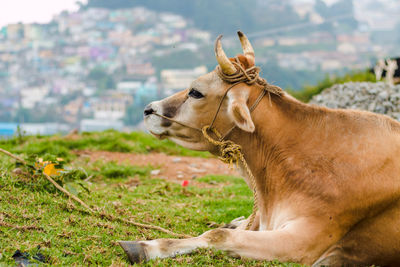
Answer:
[[261, 204, 298, 231], [235, 163, 296, 231]]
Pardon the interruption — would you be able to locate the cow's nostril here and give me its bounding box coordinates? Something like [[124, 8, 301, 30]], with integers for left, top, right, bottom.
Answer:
[[144, 105, 154, 116]]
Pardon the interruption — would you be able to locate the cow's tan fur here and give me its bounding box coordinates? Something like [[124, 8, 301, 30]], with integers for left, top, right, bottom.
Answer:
[[140, 41, 400, 266]]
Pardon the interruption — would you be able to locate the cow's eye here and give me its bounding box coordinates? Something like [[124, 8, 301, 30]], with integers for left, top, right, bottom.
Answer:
[[188, 88, 204, 99]]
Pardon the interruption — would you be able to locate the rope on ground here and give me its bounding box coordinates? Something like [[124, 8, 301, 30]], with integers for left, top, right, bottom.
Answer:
[[0, 147, 192, 238]]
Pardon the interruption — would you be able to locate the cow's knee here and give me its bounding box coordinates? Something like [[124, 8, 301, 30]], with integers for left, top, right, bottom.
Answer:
[[201, 228, 230, 245]]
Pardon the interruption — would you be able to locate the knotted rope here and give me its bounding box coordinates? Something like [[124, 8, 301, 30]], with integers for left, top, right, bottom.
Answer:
[[201, 126, 241, 166]]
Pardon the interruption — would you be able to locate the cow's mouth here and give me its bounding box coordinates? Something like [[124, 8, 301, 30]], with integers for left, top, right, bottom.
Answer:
[[149, 131, 168, 140], [150, 130, 193, 142]]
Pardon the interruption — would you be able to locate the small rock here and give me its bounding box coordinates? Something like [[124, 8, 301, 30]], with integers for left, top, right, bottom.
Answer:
[[172, 157, 181, 163], [150, 169, 161, 176], [12, 168, 23, 175], [378, 90, 389, 100], [368, 102, 376, 111], [112, 201, 122, 207], [12, 247, 46, 265], [192, 168, 206, 173]]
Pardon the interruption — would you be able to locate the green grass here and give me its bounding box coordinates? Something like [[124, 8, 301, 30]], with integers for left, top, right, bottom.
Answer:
[[0, 130, 209, 163], [289, 70, 377, 102], [0, 131, 301, 266]]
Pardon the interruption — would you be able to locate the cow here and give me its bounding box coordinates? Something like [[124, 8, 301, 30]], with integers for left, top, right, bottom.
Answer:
[[373, 57, 400, 84], [119, 32, 400, 266]]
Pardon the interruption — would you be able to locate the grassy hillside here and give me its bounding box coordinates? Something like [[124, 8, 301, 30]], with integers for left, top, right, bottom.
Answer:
[[0, 131, 301, 266], [289, 70, 376, 102]]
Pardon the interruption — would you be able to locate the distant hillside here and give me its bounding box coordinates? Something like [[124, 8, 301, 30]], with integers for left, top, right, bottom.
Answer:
[[85, 0, 302, 34], [85, 0, 357, 35]]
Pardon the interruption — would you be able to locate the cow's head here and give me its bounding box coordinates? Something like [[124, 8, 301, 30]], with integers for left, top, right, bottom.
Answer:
[[144, 32, 260, 151]]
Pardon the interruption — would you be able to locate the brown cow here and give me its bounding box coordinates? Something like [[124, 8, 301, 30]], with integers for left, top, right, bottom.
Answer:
[[119, 32, 400, 266]]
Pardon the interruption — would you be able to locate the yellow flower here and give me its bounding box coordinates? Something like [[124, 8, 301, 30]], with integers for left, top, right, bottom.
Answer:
[[43, 163, 63, 176], [35, 158, 64, 176]]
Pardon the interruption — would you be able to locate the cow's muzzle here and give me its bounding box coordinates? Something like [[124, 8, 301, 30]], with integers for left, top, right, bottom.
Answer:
[[143, 104, 154, 117]]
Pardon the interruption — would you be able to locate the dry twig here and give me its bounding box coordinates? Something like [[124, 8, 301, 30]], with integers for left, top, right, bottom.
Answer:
[[103, 213, 192, 238], [0, 148, 27, 164], [42, 172, 94, 213], [0, 221, 44, 231]]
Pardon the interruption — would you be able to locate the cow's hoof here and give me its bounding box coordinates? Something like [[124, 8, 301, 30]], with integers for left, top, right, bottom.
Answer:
[[118, 241, 148, 264], [221, 216, 246, 229]]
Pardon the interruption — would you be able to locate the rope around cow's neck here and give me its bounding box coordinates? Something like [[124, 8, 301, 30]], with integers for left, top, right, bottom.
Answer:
[[201, 126, 259, 230], [153, 58, 283, 230]]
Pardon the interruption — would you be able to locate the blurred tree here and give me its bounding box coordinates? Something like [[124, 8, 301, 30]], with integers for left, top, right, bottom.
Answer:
[[88, 67, 107, 80], [124, 94, 158, 126], [0, 103, 13, 122], [14, 107, 32, 123], [13, 105, 61, 123], [88, 67, 115, 92], [124, 103, 145, 126], [315, 0, 329, 18]]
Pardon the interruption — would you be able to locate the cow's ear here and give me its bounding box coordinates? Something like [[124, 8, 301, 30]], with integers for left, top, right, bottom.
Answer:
[[227, 88, 255, 133]]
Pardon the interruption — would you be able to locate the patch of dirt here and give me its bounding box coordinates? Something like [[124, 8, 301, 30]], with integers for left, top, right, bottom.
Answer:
[[75, 150, 239, 186]]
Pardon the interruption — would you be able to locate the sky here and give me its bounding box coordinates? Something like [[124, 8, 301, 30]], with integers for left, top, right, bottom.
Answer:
[[0, 0, 86, 28], [0, 0, 343, 29]]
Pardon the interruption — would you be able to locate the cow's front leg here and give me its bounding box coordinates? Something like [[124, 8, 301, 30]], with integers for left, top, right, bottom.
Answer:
[[119, 218, 334, 265]]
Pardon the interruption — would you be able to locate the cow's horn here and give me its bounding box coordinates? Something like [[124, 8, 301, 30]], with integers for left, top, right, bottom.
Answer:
[[237, 31, 255, 65], [214, 35, 237, 75]]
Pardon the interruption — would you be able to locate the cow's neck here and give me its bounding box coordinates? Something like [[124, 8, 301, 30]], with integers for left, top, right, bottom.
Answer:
[[226, 92, 322, 197]]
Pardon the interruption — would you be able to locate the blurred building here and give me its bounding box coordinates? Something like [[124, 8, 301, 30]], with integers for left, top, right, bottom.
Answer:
[[161, 66, 207, 94]]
